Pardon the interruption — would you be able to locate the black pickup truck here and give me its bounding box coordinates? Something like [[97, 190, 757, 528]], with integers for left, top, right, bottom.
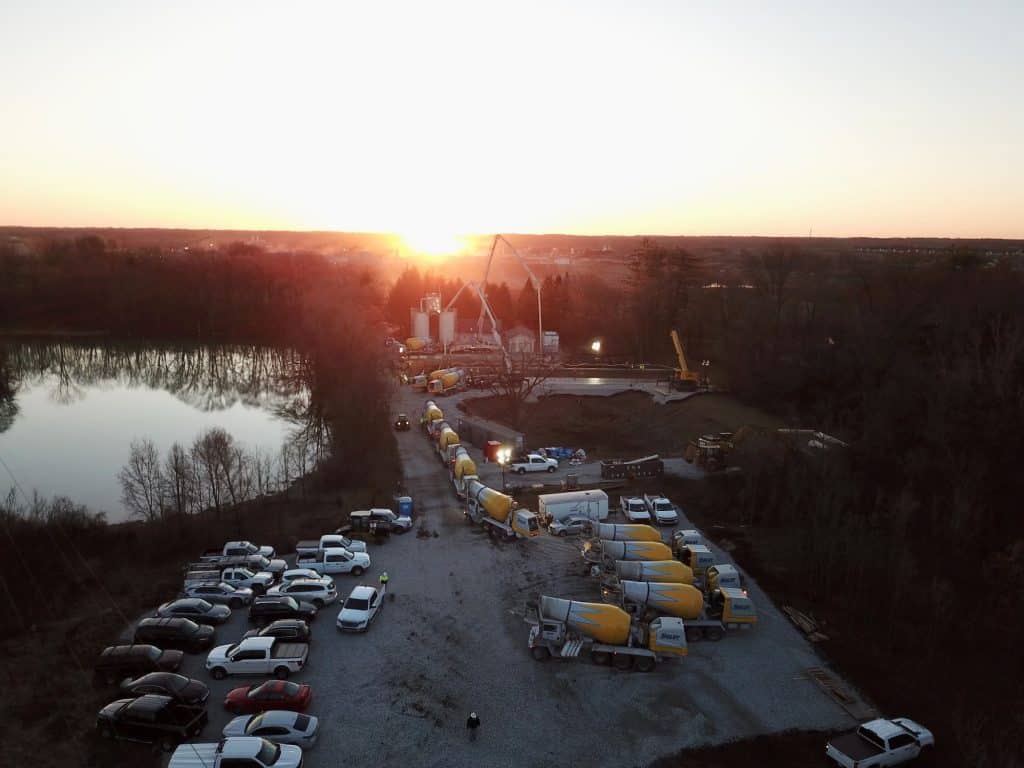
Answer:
[[96, 694, 207, 751]]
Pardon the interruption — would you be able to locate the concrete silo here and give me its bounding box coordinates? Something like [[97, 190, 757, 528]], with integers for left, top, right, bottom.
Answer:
[[439, 310, 457, 347]]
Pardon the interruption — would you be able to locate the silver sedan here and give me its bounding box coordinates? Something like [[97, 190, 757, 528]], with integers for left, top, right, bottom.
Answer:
[[222, 710, 319, 749]]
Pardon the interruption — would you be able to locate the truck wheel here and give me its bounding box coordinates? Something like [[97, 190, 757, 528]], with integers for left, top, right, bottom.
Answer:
[[531, 646, 551, 661], [591, 651, 611, 666], [706, 627, 724, 641], [210, 667, 227, 680], [547, 466, 555, 473], [558, 530, 567, 537], [274, 666, 290, 680], [517, 467, 526, 475], [230, 598, 243, 609], [613, 654, 634, 671], [686, 627, 704, 642], [635, 656, 656, 673], [351, 566, 364, 576]]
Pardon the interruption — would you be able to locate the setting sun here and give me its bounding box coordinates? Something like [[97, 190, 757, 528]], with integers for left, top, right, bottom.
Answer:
[[398, 229, 467, 259]]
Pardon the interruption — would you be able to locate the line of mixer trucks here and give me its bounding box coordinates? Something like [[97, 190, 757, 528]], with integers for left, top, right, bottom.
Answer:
[[417, 398, 757, 671]]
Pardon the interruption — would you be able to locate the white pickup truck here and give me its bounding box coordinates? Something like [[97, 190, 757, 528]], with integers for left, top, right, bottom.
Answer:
[[200, 541, 276, 560], [643, 493, 678, 525], [205, 636, 309, 680], [219, 567, 275, 594], [295, 533, 367, 556], [510, 454, 558, 474], [826, 718, 934, 767], [169, 736, 302, 768], [619, 496, 651, 522], [295, 546, 371, 576]]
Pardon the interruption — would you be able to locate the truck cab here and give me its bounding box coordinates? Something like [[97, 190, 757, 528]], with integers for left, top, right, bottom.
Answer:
[[676, 543, 714, 575], [643, 494, 678, 525], [707, 587, 757, 626], [705, 564, 742, 593], [511, 454, 558, 474]]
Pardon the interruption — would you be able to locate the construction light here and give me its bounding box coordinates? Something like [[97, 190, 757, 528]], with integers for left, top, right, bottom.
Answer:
[[590, 340, 601, 353]]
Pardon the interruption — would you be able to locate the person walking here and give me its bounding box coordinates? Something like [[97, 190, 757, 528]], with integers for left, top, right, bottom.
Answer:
[[466, 712, 481, 742], [379, 571, 389, 591]]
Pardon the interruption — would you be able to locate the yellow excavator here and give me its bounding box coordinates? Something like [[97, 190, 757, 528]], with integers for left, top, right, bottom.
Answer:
[[669, 330, 706, 391]]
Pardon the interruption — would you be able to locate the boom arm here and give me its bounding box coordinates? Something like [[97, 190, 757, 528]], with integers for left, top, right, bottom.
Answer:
[[477, 235, 544, 355], [670, 330, 690, 374]]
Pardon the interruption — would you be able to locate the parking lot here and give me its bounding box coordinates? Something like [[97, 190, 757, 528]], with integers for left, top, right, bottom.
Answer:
[[124, 384, 863, 768]]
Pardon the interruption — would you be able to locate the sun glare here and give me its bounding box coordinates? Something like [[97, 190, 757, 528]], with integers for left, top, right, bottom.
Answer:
[[399, 228, 466, 259]]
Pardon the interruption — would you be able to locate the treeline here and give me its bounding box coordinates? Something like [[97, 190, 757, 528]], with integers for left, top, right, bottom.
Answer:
[[0, 236, 368, 344], [684, 243, 1024, 766]]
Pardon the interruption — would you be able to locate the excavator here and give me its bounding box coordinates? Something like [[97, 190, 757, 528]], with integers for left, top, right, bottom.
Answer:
[[669, 330, 707, 391]]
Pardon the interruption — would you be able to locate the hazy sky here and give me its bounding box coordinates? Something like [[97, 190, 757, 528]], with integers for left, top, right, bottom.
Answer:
[[2, 1, 1022, 239]]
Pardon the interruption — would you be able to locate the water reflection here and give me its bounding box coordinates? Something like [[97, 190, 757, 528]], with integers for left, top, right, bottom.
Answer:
[[0, 339, 323, 519]]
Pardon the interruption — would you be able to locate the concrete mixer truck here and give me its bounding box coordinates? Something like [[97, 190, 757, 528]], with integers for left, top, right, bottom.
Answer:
[[600, 559, 695, 598], [464, 478, 540, 540], [595, 523, 663, 543], [421, 401, 444, 432], [618, 580, 757, 641], [437, 425, 461, 462], [451, 449, 477, 498], [583, 539, 673, 573], [526, 595, 687, 672], [428, 368, 465, 395]]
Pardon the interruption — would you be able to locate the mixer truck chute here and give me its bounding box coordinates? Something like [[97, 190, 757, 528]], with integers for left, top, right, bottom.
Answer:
[[526, 595, 687, 672], [596, 523, 663, 543], [619, 580, 757, 641], [464, 479, 540, 540]]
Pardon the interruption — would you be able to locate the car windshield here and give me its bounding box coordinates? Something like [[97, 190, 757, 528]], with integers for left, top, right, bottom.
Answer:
[[293, 714, 310, 731], [166, 675, 189, 693], [183, 620, 201, 635], [248, 713, 266, 730], [218, 582, 235, 592], [345, 597, 369, 611], [188, 599, 213, 611], [256, 740, 281, 765]]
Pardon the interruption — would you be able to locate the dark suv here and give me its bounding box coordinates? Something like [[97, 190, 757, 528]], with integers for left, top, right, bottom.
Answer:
[[243, 619, 312, 644], [134, 618, 216, 653], [94, 644, 183, 686], [248, 596, 317, 627]]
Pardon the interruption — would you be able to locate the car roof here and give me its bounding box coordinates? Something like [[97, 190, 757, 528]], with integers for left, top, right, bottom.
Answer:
[[255, 595, 293, 605], [219, 736, 266, 758], [102, 644, 158, 657], [285, 579, 327, 587], [265, 619, 304, 629], [252, 710, 299, 728], [139, 617, 193, 628], [171, 598, 208, 608], [284, 568, 320, 576], [127, 694, 173, 714], [241, 636, 275, 650], [348, 585, 376, 599]]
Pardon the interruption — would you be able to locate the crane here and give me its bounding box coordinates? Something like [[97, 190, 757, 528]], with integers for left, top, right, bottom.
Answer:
[[669, 330, 703, 391], [476, 234, 543, 355], [444, 279, 512, 373]]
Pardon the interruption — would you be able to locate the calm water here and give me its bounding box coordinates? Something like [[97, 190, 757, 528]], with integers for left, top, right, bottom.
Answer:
[[0, 341, 315, 522]]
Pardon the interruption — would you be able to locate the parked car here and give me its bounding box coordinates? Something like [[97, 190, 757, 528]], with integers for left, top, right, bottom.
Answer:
[[184, 581, 255, 608], [348, 508, 413, 534], [206, 637, 308, 681], [826, 718, 934, 767], [156, 598, 231, 625], [619, 496, 652, 523], [222, 711, 319, 749], [168, 737, 302, 768], [243, 620, 312, 644], [280, 568, 333, 587], [96, 694, 207, 751], [336, 585, 383, 632], [248, 596, 317, 627], [548, 514, 593, 537], [94, 644, 183, 685], [394, 413, 411, 431], [134, 617, 215, 653], [510, 454, 558, 474], [120, 672, 209, 706], [219, 567, 275, 595], [295, 547, 370, 576], [267, 579, 338, 608], [224, 680, 312, 715]]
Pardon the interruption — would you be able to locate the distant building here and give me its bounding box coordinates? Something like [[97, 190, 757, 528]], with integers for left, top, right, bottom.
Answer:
[[505, 325, 536, 355]]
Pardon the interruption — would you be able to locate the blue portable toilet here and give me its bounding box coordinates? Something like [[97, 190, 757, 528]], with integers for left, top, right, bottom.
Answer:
[[397, 496, 413, 519]]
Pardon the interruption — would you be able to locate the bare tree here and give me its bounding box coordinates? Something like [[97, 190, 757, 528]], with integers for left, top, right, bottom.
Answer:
[[191, 427, 230, 517], [163, 442, 196, 519], [489, 353, 557, 428], [119, 438, 165, 521]]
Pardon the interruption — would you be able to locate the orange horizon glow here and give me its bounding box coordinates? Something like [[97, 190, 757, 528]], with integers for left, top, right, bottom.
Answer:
[[2, 3, 1023, 240]]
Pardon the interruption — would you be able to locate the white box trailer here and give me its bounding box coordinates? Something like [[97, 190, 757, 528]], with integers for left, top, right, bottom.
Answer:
[[538, 490, 609, 524]]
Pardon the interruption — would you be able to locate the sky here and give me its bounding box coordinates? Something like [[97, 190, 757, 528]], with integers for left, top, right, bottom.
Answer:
[[1, 1, 1022, 240]]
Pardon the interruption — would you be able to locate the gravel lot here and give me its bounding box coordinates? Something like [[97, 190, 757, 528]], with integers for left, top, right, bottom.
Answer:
[[148, 386, 857, 767]]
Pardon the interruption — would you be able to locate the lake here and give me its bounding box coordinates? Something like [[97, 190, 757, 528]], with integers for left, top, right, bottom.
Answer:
[[0, 340, 318, 522]]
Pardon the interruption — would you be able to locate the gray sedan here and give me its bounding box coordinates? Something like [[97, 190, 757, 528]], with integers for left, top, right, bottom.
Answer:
[[155, 598, 231, 625], [184, 581, 254, 608], [548, 515, 593, 537], [222, 710, 319, 749]]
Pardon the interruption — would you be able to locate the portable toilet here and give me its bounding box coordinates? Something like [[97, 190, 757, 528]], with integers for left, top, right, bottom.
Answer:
[[397, 496, 413, 519], [485, 440, 501, 463]]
